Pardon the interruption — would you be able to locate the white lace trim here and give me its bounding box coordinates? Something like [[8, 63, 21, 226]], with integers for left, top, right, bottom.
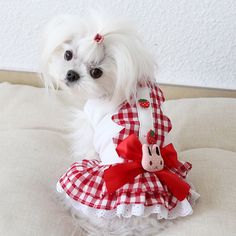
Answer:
[[57, 182, 200, 219]]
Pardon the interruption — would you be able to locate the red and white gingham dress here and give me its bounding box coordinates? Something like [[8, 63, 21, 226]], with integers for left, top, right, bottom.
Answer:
[[57, 82, 199, 219]]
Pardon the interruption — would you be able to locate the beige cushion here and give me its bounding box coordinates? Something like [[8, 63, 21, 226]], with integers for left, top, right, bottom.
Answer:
[[0, 83, 235, 235], [163, 98, 236, 153], [160, 148, 236, 236]]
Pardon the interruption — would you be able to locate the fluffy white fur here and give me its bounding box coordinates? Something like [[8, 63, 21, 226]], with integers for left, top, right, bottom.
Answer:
[[41, 13, 170, 235]]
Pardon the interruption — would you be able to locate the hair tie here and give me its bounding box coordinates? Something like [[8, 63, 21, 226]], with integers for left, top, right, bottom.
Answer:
[[94, 33, 104, 44]]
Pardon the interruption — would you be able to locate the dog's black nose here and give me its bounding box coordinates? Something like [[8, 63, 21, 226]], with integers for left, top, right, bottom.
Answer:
[[66, 70, 80, 82]]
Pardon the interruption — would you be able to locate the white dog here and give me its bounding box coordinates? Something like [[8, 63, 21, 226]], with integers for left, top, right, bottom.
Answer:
[[41, 13, 199, 235], [41, 13, 156, 157]]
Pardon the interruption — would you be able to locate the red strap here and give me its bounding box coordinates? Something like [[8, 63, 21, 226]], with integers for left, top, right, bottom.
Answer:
[[156, 170, 190, 201]]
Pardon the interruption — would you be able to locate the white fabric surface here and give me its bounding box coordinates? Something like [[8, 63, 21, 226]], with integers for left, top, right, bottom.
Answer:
[[0, 82, 236, 236], [136, 87, 154, 144]]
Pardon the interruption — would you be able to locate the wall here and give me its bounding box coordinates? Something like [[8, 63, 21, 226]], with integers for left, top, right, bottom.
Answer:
[[0, 0, 235, 89]]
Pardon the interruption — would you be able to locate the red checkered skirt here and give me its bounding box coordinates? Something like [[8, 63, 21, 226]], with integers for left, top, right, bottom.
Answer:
[[59, 158, 192, 211]]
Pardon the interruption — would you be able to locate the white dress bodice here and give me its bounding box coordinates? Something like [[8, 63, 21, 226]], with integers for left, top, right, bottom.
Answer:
[[84, 87, 155, 165]]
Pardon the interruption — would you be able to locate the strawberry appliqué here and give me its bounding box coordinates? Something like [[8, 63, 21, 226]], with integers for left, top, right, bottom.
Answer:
[[138, 99, 150, 108], [146, 129, 157, 144]]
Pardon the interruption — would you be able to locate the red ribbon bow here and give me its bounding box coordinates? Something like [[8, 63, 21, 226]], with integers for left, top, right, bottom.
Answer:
[[104, 134, 190, 201]]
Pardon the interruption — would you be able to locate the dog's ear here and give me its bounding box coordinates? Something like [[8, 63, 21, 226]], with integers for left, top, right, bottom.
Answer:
[[41, 15, 81, 61], [104, 23, 156, 104]]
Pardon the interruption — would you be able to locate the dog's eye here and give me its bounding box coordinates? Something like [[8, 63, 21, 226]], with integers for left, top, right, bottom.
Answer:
[[64, 50, 73, 61], [90, 68, 103, 79]]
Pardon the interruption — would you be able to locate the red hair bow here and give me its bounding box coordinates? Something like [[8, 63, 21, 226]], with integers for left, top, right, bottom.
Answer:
[[104, 134, 190, 201], [94, 33, 104, 43]]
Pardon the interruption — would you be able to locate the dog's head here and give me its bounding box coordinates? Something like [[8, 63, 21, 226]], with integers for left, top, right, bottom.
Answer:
[[41, 14, 155, 105]]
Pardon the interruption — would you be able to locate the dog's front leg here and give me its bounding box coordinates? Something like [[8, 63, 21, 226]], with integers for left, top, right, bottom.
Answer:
[[69, 109, 99, 161]]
